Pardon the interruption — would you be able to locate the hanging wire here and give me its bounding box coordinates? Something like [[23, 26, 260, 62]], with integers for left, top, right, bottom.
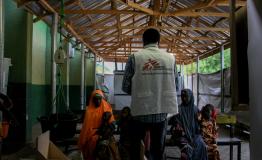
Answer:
[[59, 0, 64, 45], [49, 0, 68, 115]]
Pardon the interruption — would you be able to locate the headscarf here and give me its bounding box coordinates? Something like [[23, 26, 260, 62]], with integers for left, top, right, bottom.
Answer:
[[78, 90, 115, 160], [178, 89, 200, 142]]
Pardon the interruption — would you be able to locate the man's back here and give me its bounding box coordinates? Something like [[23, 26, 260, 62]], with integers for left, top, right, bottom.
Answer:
[[121, 28, 178, 160], [131, 44, 178, 116]]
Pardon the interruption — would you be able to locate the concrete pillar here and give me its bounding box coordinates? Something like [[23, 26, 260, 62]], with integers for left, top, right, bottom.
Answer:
[[80, 44, 85, 110], [220, 45, 225, 113]]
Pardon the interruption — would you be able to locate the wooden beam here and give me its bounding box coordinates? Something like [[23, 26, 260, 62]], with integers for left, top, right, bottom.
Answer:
[[98, 45, 206, 52], [38, 0, 99, 56], [127, 1, 154, 15], [54, 0, 78, 9], [78, 15, 116, 32], [103, 57, 129, 62], [64, 9, 229, 17], [76, 1, 114, 32], [161, 11, 229, 17], [78, 0, 93, 23], [87, 25, 229, 32], [170, 3, 229, 41], [64, 9, 144, 15], [100, 51, 137, 55], [77, 3, 143, 33], [100, 29, 145, 54], [216, 0, 246, 7], [115, 0, 155, 15], [164, 17, 221, 46], [94, 41, 216, 47], [33, 12, 51, 23], [97, 45, 208, 51], [172, 1, 211, 12], [111, 0, 121, 41], [149, 0, 161, 26], [87, 34, 227, 41], [162, 0, 171, 12], [83, 15, 146, 42]]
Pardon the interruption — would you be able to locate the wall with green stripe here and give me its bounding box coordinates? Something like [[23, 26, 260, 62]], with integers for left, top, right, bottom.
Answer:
[[4, 0, 29, 153], [3, 0, 95, 152]]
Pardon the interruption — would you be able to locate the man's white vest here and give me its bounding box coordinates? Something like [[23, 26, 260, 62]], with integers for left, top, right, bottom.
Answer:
[[131, 44, 178, 116]]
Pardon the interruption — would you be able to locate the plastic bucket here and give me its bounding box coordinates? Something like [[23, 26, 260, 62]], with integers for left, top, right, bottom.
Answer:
[[2, 121, 9, 138], [38, 113, 78, 140]]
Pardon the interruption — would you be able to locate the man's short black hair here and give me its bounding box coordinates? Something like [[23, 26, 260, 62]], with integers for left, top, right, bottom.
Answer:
[[143, 28, 160, 46]]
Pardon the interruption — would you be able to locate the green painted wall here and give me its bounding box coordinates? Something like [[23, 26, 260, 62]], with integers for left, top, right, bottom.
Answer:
[[67, 50, 95, 110], [5, 1, 28, 83], [29, 19, 51, 135], [32, 20, 48, 85], [86, 58, 95, 86], [69, 50, 82, 85], [4, 0, 29, 152]]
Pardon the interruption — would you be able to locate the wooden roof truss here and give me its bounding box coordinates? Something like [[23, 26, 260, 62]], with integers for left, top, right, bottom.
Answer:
[[18, 0, 246, 63]]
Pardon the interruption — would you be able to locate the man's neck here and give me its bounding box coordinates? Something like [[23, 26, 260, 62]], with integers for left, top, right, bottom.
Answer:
[[144, 43, 158, 48]]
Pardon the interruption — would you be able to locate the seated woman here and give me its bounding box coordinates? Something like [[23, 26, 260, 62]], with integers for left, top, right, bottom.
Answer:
[[169, 89, 208, 160], [78, 90, 119, 160], [200, 104, 220, 160]]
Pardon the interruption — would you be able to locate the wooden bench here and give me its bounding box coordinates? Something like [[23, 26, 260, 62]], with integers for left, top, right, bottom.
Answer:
[[164, 132, 182, 160], [217, 137, 242, 160], [216, 114, 242, 160]]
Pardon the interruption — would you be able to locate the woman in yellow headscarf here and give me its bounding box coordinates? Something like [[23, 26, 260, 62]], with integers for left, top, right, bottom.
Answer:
[[78, 90, 115, 160]]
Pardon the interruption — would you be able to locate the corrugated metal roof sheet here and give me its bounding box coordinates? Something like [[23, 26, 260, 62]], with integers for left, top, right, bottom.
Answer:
[[21, 0, 246, 63]]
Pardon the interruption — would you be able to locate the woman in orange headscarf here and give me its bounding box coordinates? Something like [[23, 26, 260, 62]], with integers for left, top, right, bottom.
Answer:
[[78, 90, 115, 160]]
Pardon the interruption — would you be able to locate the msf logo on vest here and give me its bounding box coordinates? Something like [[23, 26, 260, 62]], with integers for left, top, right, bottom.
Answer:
[[143, 59, 160, 71]]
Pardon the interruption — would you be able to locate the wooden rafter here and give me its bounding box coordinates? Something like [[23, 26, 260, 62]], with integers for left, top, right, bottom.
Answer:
[[84, 15, 145, 43], [111, 0, 121, 41], [64, 9, 229, 17], [78, 0, 93, 23], [37, 0, 99, 56], [85, 15, 147, 43], [162, 0, 171, 12], [78, 15, 116, 33], [77, 0, 144, 33], [165, 17, 221, 46], [33, 12, 51, 23], [167, 3, 228, 48], [88, 34, 226, 42], [20, 0, 246, 62], [115, 0, 155, 15], [86, 25, 229, 32], [64, 9, 144, 15], [215, 0, 246, 7], [96, 45, 207, 51], [54, 0, 78, 9], [84, 15, 144, 42], [149, 0, 161, 26], [94, 41, 216, 47]]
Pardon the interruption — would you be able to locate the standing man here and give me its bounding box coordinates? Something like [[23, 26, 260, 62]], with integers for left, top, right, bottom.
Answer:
[[122, 28, 178, 160]]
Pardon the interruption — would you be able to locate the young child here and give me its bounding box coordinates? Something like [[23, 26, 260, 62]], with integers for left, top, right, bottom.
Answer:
[[200, 104, 220, 160], [118, 106, 132, 160]]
